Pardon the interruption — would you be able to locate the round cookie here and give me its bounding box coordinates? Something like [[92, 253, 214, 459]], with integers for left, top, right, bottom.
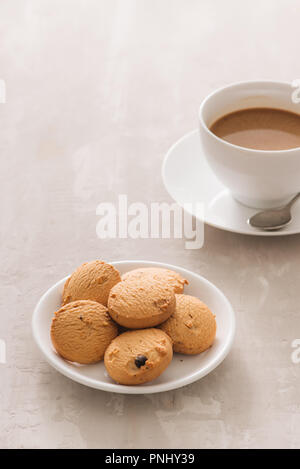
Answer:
[[51, 300, 118, 364], [62, 260, 121, 306], [108, 278, 176, 329], [159, 294, 216, 354], [121, 267, 188, 294], [104, 328, 173, 385]]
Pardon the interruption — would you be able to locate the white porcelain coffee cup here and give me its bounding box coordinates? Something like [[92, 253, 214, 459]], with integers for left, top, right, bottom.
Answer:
[[199, 80, 300, 209]]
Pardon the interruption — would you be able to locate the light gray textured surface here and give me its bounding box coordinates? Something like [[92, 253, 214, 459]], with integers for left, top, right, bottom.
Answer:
[[1, 0, 300, 449]]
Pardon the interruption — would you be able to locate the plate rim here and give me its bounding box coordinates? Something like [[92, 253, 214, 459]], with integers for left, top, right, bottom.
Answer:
[[32, 260, 236, 394], [162, 129, 300, 236]]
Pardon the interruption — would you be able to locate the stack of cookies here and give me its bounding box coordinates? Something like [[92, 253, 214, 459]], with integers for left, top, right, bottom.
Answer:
[[50, 260, 216, 386]]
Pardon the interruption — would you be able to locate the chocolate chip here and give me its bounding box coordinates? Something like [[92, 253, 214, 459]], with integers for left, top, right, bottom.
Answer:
[[135, 355, 147, 368], [79, 316, 83, 321]]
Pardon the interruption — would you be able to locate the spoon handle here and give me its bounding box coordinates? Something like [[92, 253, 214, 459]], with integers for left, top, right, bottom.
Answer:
[[285, 192, 300, 209]]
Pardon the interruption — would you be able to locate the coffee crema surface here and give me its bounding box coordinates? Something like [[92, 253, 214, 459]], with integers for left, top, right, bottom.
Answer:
[[210, 107, 300, 151]]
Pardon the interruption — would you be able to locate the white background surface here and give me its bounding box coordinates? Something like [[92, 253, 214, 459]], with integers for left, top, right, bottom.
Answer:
[[1, 0, 300, 449]]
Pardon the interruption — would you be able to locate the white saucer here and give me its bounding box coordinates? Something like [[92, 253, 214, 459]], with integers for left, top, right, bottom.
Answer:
[[162, 130, 300, 236], [32, 260, 235, 394]]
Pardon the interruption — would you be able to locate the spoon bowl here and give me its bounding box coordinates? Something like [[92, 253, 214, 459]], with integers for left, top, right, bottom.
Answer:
[[248, 193, 300, 231]]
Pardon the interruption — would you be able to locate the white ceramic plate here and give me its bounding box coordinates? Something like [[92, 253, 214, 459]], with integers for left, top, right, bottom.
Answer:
[[162, 129, 300, 236], [32, 260, 235, 394]]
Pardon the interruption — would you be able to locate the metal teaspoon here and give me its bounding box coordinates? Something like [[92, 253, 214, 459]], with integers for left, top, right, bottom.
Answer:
[[248, 193, 300, 231]]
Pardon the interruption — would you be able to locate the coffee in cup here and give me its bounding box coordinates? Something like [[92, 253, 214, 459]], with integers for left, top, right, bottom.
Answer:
[[210, 107, 300, 151], [199, 81, 300, 209]]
